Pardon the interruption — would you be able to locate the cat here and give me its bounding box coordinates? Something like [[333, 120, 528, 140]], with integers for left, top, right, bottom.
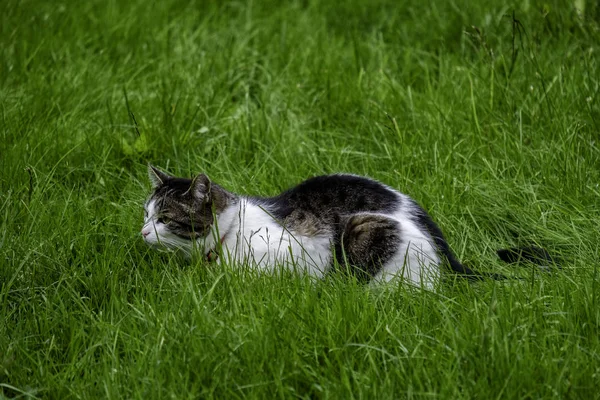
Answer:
[[141, 165, 550, 288]]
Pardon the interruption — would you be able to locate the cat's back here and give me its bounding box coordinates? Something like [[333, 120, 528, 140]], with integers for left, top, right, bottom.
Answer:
[[260, 174, 402, 219]]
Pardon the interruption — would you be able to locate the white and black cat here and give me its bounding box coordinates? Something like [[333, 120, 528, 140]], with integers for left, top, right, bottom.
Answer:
[[142, 165, 550, 288]]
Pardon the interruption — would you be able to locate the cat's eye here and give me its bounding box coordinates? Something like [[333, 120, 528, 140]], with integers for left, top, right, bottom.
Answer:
[[158, 216, 172, 224]]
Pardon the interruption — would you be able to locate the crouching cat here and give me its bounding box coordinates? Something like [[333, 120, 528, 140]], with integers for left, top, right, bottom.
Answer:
[[142, 165, 546, 288]]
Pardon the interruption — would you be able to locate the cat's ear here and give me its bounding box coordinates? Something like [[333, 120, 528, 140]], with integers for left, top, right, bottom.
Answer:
[[191, 173, 212, 201], [148, 164, 170, 188]]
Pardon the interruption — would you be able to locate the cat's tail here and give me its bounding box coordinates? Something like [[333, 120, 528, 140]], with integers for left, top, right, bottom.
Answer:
[[496, 246, 555, 267], [413, 205, 555, 281], [448, 246, 556, 281]]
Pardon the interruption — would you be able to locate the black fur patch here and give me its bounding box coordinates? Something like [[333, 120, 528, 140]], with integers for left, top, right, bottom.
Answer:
[[497, 246, 555, 265], [258, 174, 400, 226]]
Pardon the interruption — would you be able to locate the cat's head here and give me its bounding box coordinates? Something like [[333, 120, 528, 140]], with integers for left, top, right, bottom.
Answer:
[[141, 165, 230, 255]]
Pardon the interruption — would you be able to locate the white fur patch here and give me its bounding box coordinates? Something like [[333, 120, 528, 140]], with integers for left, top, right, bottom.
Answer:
[[207, 199, 332, 278]]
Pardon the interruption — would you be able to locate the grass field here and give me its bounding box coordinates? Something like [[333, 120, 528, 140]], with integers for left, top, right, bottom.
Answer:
[[2, 0, 600, 398]]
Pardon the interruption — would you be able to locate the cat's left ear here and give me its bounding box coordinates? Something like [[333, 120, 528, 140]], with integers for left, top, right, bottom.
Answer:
[[191, 173, 212, 201], [148, 164, 170, 188]]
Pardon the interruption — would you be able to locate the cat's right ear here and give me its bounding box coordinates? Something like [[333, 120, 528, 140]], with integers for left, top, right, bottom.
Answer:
[[148, 164, 170, 188]]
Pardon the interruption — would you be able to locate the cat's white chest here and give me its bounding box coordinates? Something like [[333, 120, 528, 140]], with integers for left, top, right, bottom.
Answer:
[[211, 200, 332, 277]]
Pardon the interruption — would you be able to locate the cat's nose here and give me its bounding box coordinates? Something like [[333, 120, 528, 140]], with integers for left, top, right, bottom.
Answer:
[[141, 230, 150, 237]]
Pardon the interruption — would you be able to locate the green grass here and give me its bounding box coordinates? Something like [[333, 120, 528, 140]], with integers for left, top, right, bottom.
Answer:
[[2, 0, 600, 398]]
